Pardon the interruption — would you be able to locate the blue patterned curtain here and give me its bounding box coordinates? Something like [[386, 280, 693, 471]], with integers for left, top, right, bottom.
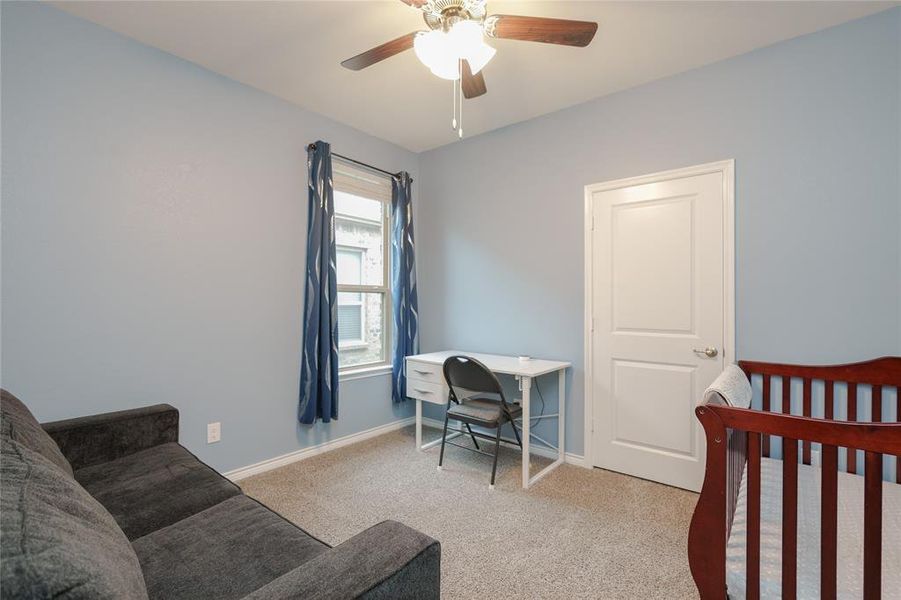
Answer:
[[391, 172, 419, 403], [298, 141, 339, 424]]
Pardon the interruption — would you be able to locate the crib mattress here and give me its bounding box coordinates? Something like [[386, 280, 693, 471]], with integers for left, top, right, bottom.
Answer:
[[726, 457, 901, 599]]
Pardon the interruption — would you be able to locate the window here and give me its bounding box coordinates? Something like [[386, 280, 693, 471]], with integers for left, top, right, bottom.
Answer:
[[336, 247, 364, 346], [333, 158, 391, 371]]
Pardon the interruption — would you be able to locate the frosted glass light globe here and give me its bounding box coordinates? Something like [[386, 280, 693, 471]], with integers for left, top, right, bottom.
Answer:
[[413, 21, 496, 80], [449, 20, 495, 75], [414, 30, 459, 80]]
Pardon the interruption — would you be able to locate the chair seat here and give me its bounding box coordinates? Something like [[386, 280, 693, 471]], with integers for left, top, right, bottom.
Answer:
[[447, 397, 521, 425]]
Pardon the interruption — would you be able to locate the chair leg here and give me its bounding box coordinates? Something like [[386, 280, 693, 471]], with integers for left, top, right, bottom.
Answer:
[[510, 418, 523, 449], [490, 425, 502, 487], [438, 415, 450, 468], [464, 423, 480, 450]]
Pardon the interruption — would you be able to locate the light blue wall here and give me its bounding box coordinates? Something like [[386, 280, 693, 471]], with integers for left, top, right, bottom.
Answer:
[[0, 2, 416, 472], [417, 8, 901, 456], [3, 3, 899, 469]]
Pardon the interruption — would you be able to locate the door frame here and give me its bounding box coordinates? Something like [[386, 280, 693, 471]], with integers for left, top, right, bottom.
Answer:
[[582, 159, 735, 470]]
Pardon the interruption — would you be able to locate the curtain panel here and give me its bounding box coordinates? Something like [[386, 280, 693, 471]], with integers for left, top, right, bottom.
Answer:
[[298, 141, 339, 424], [391, 172, 420, 403]]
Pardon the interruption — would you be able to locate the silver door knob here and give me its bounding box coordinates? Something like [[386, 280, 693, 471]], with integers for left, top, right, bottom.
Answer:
[[693, 347, 718, 358]]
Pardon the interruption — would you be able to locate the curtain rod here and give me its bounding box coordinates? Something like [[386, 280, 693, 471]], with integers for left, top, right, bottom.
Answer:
[[307, 143, 411, 182]]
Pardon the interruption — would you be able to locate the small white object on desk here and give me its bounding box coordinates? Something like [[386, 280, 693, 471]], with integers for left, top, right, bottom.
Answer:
[[405, 350, 571, 489]]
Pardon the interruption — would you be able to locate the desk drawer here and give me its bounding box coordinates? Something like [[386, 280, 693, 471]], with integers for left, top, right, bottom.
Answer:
[[406, 379, 447, 405], [405, 360, 444, 385]]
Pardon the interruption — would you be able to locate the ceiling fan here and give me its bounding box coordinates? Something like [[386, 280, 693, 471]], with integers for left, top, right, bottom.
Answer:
[[341, 0, 598, 103]]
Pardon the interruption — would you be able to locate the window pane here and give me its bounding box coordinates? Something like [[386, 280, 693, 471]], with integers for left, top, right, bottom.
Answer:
[[336, 247, 362, 286], [338, 292, 386, 368], [337, 304, 363, 343], [338, 291, 361, 303], [334, 191, 384, 287], [335, 191, 382, 221]]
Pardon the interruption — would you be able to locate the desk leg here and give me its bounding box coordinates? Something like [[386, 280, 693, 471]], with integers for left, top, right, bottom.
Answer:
[[558, 369, 566, 465], [521, 369, 567, 489], [521, 375, 531, 489], [415, 399, 422, 451], [418, 403, 463, 451]]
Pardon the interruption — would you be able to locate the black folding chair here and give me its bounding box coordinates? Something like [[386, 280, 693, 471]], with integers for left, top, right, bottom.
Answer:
[[438, 355, 523, 488]]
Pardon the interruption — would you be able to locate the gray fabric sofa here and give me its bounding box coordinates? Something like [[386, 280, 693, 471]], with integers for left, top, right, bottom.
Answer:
[[0, 389, 441, 599]]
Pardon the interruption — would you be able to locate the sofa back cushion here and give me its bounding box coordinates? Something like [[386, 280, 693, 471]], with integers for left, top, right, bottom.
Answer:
[[1, 389, 73, 476], [1, 435, 149, 599]]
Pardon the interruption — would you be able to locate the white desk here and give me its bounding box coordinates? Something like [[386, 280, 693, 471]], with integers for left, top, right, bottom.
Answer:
[[404, 351, 571, 489]]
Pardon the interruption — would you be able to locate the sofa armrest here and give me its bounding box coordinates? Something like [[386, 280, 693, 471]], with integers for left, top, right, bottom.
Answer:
[[42, 404, 179, 470], [243, 520, 440, 600]]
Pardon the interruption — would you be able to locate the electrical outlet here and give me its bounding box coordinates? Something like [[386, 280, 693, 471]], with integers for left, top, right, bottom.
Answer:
[[207, 422, 221, 444]]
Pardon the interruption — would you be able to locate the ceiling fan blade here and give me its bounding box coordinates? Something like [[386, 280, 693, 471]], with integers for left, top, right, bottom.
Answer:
[[461, 60, 487, 99], [341, 32, 418, 71], [487, 15, 598, 47]]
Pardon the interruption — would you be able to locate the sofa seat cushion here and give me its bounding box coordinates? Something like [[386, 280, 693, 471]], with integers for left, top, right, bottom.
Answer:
[[132, 495, 329, 600], [75, 442, 240, 539], [1, 436, 148, 599], [1, 389, 73, 476]]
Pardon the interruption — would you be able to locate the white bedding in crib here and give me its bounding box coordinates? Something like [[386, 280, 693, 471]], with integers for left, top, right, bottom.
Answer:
[[726, 457, 901, 599]]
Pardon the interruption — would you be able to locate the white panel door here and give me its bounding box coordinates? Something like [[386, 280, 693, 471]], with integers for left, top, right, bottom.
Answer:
[[590, 168, 728, 492]]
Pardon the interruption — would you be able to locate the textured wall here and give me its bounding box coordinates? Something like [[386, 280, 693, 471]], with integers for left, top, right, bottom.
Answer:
[[1, 2, 417, 472], [417, 8, 901, 456]]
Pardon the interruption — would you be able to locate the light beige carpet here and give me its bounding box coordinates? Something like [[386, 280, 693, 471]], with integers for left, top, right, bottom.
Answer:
[[239, 425, 699, 599]]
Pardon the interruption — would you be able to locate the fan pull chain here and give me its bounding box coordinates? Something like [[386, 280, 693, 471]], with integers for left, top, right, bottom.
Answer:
[[457, 59, 463, 138], [451, 71, 457, 131], [449, 61, 464, 139]]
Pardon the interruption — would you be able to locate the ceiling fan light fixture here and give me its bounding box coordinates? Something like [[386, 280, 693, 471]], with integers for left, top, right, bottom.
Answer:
[[448, 19, 481, 52], [465, 42, 495, 75], [413, 20, 495, 80], [449, 20, 494, 74], [430, 62, 461, 81], [414, 30, 459, 80]]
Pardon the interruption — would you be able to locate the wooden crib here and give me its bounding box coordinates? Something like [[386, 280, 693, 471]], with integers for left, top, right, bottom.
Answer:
[[688, 357, 901, 599]]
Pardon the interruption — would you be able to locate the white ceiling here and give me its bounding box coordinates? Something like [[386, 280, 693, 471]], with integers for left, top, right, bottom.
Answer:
[[53, 1, 896, 152]]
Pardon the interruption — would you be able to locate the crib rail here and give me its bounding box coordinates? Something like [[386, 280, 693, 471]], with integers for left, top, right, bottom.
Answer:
[[740, 356, 901, 479], [688, 357, 901, 600]]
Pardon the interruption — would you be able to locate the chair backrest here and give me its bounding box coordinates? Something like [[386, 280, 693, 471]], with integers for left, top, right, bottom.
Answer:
[[442, 355, 508, 405]]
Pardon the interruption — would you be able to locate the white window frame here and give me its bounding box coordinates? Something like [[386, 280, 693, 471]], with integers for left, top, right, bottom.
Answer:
[[333, 157, 392, 375]]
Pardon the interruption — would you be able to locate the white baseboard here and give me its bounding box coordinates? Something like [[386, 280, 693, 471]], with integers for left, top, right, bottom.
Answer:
[[224, 416, 416, 481], [565, 453, 588, 468], [224, 414, 589, 482], [420, 417, 587, 468]]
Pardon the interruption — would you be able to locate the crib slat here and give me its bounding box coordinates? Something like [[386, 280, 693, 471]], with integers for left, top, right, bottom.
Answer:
[[747, 432, 761, 600], [781, 377, 791, 462], [802, 378, 812, 464], [863, 451, 883, 600], [872, 385, 882, 423], [762, 374, 771, 457], [820, 443, 838, 600], [847, 383, 858, 474], [782, 439, 798, 600], [782, 376, 791, 415], [824, 381, 834, 419]]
